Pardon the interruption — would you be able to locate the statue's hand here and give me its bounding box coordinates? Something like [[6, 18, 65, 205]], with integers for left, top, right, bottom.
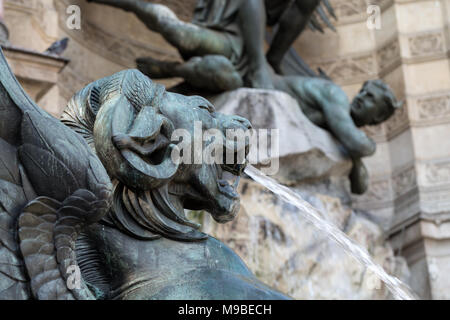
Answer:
[[349, 158, 369, 195]]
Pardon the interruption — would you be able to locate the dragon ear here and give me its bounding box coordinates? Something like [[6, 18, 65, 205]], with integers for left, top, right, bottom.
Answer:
[[94, 95, 179, 191]]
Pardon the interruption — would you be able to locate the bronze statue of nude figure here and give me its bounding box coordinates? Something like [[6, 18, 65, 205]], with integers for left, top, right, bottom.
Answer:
[[87, 0, 333, 87], [88, 0, 274, 88], [125, 58, 402, 194], [86, 0, 402, 194], [276, 76, 402, 194]]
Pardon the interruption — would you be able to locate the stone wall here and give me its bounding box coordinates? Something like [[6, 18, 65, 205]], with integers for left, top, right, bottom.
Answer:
[[294, 0, 450, 299], [2, 0, 66, 117]]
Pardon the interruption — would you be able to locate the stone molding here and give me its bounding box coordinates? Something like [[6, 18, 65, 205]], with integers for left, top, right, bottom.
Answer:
[[360, 156, 450, 233], [419, 185, 450, 216], [2, 45, 68, 83], [353, 162, 417, 204], [409, 91, 450, 127], [384, 103, 410, 140], [310, 52, 379, 86], [2, 45, 67, 116], [311, 28, 448, 86], [421, 158, 450, 186], [377, 37, 402, 77], [408, 30, 446, 58], [329, 0, 394, 26]]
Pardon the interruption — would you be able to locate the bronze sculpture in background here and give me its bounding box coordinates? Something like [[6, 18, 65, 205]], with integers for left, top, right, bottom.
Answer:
[[277, 77, 403, 194], [87, 0, 335, 89], [85, 0, 402, 195]]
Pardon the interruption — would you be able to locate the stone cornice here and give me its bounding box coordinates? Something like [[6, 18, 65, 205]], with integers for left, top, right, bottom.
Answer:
[[310, 26, 449, 85], [2, 44, 68, 81], [409, 91, 450, 127], [330, 0, 394, 27], [2, 44, 68, 111], [389, 212, 450, 257]]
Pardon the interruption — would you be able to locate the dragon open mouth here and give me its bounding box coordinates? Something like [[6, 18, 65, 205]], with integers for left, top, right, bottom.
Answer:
[[217, 161, 246, 197], [217, 173, 240, 199]]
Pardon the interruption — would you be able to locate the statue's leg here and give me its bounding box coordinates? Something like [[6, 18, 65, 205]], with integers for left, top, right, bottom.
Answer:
[[266, 0, 321, 74], [237, 0, 274, 89], [137, 55, 243, 92], [88, 0, 233, 58], [136, 56, 180, 79]]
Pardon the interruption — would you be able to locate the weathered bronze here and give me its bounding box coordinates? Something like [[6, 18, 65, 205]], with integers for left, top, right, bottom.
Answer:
[[87, 0, 335, 88], [275, 76, 403, 194], [265, 0, 336, 74], [0, 47, 289, 299], [85, 0, 401, 194]]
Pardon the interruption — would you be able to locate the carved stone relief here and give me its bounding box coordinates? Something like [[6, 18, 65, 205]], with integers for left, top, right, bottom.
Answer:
[[408, 31, 446, 58], [377, 37, 401, 75], [425, 161, 450, 185], [417, 93, 450, 123]]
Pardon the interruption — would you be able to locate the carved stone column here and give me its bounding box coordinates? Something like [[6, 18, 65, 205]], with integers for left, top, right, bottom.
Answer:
[[293, 0, 450, 299], [0, 0, 9, 45], [386, 0, 450, 300]]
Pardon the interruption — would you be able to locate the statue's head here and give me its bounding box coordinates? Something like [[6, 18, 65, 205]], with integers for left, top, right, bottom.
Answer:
[[62, 70, 251, 241], [350, 80, 403, 127]]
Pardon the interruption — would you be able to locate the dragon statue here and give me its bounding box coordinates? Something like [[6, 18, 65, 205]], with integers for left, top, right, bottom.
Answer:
[[0, 48, 288, 300]]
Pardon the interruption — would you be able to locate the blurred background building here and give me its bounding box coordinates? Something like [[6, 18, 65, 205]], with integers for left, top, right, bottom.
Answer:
[[2, 0, 450, 299]]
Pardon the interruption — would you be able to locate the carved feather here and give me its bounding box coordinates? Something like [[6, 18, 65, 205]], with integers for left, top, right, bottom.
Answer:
[[0, 149, 32, 300], [0, 47, 113, 300]]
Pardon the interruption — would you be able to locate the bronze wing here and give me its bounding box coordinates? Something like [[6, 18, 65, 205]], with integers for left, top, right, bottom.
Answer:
[[308, 0, 337, 33], [0, 47, 112, 300]]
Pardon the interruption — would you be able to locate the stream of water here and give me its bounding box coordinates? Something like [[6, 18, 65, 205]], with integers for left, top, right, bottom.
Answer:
[[244, 165, 418, 300]]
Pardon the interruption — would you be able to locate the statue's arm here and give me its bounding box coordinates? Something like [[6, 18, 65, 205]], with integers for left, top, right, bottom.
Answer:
[[322, 104, 376, 158], [321, 101, 373, 194]]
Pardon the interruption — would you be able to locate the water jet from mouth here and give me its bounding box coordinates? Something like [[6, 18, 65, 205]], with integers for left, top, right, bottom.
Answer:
[[244, 165, 417, 300]]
